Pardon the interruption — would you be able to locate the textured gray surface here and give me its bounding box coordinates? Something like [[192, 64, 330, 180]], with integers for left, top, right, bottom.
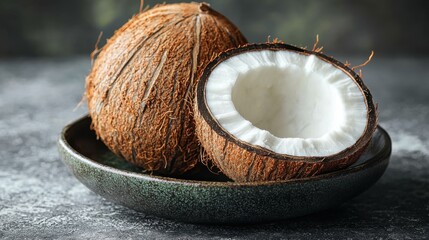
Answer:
[[0, 57, 428, 239]]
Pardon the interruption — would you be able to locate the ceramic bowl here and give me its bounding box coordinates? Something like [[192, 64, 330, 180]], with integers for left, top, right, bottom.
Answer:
[[58, 115, 391, 224]]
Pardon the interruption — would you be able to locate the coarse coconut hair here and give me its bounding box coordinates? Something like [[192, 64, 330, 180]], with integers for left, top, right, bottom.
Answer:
[[85, 3, 247, 175]]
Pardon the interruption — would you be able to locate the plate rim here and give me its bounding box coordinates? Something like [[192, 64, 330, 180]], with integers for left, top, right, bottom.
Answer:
[[58, 115, 391, 187]]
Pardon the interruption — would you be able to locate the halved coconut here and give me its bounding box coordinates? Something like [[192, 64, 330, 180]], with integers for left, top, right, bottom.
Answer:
[[194, 43, 378, 182]]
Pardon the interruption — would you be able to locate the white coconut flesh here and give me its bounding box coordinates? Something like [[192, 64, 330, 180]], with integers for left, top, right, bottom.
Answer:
[[205, 50, 368, 157]]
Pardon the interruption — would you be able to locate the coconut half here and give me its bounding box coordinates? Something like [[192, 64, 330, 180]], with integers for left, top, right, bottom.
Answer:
[[194, 43, 378, 182]]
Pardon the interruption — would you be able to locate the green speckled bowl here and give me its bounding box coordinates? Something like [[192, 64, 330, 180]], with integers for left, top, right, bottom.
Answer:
[[58, 115, 391, 224]]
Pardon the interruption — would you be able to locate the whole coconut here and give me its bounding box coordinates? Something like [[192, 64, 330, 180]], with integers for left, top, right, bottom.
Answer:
[[85, 3, 247, 175]]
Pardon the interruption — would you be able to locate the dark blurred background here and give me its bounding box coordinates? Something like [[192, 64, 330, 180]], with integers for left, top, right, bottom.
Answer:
[[1, 0, 429, 58]]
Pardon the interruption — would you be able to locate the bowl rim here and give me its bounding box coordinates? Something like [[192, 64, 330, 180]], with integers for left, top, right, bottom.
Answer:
[[58, 115, 391, 187]]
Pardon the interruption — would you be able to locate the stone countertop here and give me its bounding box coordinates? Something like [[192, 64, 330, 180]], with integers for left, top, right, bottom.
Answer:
[[0, 57, 428, 239]]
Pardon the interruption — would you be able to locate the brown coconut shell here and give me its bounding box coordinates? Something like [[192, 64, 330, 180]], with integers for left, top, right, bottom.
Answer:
[[194, 43, 378, 182], [85, 3, 247, 175]]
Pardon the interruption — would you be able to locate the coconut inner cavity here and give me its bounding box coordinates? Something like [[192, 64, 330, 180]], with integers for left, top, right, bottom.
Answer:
[[231, 65, 342, 139], [205, 50, 368, 156]]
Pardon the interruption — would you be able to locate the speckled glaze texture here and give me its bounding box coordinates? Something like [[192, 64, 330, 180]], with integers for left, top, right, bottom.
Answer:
[[58, 116, 390, 224]]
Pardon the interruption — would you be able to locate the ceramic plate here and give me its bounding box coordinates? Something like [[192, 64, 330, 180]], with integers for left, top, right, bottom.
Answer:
[[58, 115, 391, 224]]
